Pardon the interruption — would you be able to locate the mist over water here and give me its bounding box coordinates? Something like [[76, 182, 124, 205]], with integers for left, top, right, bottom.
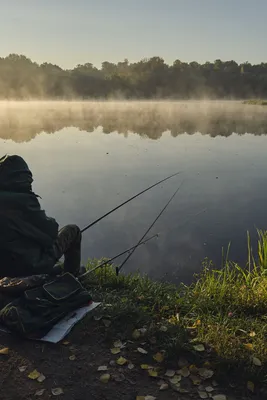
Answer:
[[1, 100, 267, 283]]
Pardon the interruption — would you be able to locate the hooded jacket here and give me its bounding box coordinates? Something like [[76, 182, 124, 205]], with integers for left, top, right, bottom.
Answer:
[[0, 155, 59, 277]]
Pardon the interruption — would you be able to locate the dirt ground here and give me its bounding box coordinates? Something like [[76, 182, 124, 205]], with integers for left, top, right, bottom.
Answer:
[[0, 318, 263, 400]]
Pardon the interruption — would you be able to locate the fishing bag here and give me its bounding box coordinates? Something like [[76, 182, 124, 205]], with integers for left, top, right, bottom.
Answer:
[[0, 273, 91, 337]]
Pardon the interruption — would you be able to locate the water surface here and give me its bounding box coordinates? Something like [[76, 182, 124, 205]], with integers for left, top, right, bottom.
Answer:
[[1, 101, 267, 284]]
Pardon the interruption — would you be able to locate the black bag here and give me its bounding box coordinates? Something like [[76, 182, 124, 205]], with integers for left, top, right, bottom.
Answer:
[[0, 273, 92, 337]]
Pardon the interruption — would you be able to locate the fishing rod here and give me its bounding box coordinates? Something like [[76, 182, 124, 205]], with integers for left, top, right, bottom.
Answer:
[[116, 180, 184, 275], [79, 233, 159, 279], [81, 171, 181, 234]]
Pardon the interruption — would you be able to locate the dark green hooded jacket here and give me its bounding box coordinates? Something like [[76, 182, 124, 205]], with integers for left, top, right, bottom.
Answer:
[[0, 155, 59, 277]]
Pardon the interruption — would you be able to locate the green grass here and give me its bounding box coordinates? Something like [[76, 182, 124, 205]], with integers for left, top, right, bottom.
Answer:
[[82, 230, 267, 378], [243, 99, 267, 105]]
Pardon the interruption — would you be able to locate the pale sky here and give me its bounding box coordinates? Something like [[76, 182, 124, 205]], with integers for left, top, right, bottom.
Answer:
[[1, 0, 266, 68]]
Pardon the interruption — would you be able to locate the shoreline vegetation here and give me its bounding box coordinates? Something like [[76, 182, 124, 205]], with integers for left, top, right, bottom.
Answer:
[[1, 54, 267, 99], [83, 230, 267, 388], [243, 99, 267, 105]]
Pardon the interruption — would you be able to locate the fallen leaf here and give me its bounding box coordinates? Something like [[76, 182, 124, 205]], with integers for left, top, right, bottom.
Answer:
[[252, 357, 262, 366], [0, 347, 9, 355], [249, 331, 256, 337], [198, 391, 208, 399], [170, 383, 181, 392], [111, 347, 121, 355], [203, 361, 211, 368], [51, 388, 64, 396], [18, 366, 27, 372], [145, 397, 156, 400], [114, 340, 123, 348], [139, 327, 147, 335], [189, 364, 198, 373], [205, 386, 214, 393], [103, 319, 111, 327], [148, 369, 158, 377], [94, 315, 102, 321], [247, 381, 254, 393], [165, 369, 175, 377], [117, 357, 127, 366], [28, 370, 41, 380], [113, 373, 125, 382], [136, 397, 145, 400], [169, 375, 181, 384], [244, 343, 253, 351], [69, 355, 76, 361], [128, 363, 134, 370], [62, 341, 70, 345], [193, 344, 205, 352], [98, 366, 108, 371], [37, 374, 46, 383], [199, 368, 214, 379], [160, 383, 168, 390], [109, 360, 116, 366], [159, 325, 167, 332], [35, 389, 45, 396], [190, 375, 201, 385], [137, 347, 148, 354], [132, 329, 141, 340], [100, 374, 111, 383], [212, 395, 227, 400], [181, 366, 190, 377], [141, 364, 151, 370], [153, 352, 164, 363]]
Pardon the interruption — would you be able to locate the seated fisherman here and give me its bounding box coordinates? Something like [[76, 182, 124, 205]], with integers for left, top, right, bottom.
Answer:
[[0, 155, 82, 278]]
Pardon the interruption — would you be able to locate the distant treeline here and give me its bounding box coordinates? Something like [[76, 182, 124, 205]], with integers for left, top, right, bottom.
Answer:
[[1, 54, 267, 99]]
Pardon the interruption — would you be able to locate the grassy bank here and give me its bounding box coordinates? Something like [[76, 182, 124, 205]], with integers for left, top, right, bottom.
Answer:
[[83, 230, 267, 384], [243, 99, 267, 105]]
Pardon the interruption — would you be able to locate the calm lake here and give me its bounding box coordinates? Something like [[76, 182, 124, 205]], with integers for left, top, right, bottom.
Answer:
[[1, 100, 267, 284]]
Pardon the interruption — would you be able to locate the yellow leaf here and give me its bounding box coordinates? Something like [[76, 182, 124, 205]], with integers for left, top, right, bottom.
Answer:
[[136, 397, 145, 400], [196, 319, 201, 326], [153, 352, 164, 363], [111, 347, 121, 355], [0, 347, 9, 355], [148, 369, 158, 377], [141, 364, 150, 370], [252, 357, 262, 366], [100, 374, 111, 383], [249, 331, 256, 337], [62, 341, 70, 345], [247, 381, 254, 392], [116, 357, 127, 366], [244, 343, 253, 351], [28, 369, 41, 380]]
